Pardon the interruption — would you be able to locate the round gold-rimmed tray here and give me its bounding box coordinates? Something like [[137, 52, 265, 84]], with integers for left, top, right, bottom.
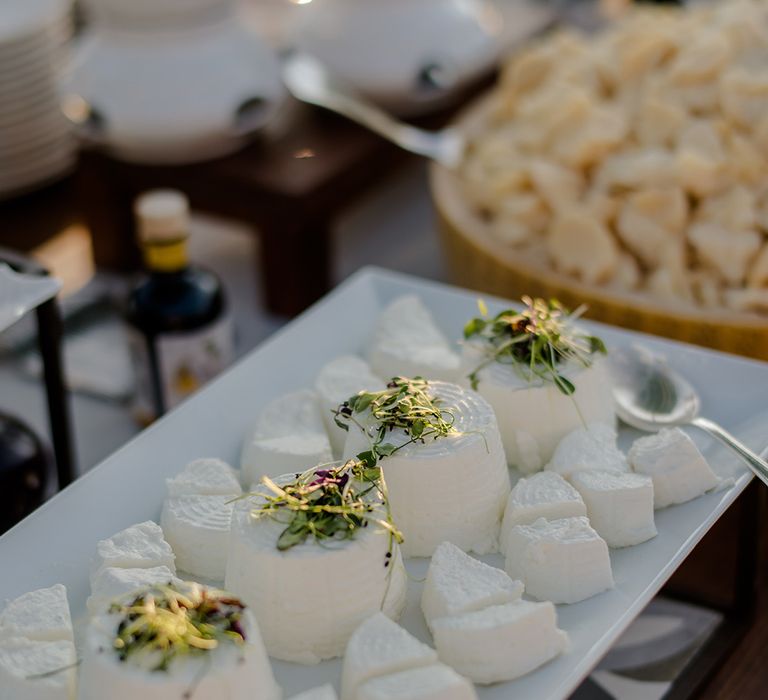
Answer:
[[430, 95, 768, 362]]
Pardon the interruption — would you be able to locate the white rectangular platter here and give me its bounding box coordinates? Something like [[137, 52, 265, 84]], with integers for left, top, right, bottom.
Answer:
[[1, 267, 765, 699]]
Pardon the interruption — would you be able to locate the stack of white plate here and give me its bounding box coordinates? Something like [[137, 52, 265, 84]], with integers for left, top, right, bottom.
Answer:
[[0, 0, 75, 200]]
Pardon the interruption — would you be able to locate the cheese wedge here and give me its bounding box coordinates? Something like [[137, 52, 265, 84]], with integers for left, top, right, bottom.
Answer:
[[341, 612, 438, 700], [226, 496, 407, 664], [461, 346, 615, 473], [87, 566, 179, 615], [0, 585, 72, 643], [161, 495, 236, 580], [166, 458, 242, 497], [570, 470, 657, 548], [78, 589, 281, 700], [421, 541, 523, 632], [290, 685, 339, 700], [90, 521, 176, 586], [343, 381, 510, 557], [367, 295, 460, 382], [545, 423, 629, 480], [241, 390, 333, 484], [628, 428, 720, 509], [0, 638, 76, 700], [499, 472, 587, 553], [504, 516, 613, 603], [356, 664, 477, 700], [315, 355, 386, 456], [431, 600, 568, 685]]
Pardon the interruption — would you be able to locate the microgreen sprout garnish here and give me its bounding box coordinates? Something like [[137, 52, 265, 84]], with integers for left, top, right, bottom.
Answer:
[[108, 584, 246, 672], [464, 296, 607, 394], [333, 376, 457, 463], [249, 459, 403, 553]]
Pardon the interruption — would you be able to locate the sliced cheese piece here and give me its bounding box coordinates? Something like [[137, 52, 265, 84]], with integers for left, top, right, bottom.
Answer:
[[545, 422, 629, 480], [87, 566, 179, 615], [504, 516, 613, 603], [0, 638, 76, 700], [628, 428, 720, 509], [241, 390, 333, 484], [461, 345, 616, 473], [357, 664, 477, 700], [570, 470, 657, 548], [290, 685, 339, 700], [499, 472, 586, 553], [166, 458, 242, 497], [343, 381, 510, 557], [0, 585, 72, 643], [421, 541, 523, 632], [431, 600, 568, 685], [90, 521, 175, 586], [341, 612, 438, 700], [226, 494, 407, 664], [315, 355, 386, 456], [161, 495, 235, 580], [78, 587, 281, 700], [367, 295, 460, 382]]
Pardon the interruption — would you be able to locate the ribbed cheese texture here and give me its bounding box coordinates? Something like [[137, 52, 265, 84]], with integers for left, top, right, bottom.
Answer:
[[241, 389, 333, 483], [421, 541, 523, 631], [226, 494, 407, 664], [0, 585, 73, 643], [343, 381, 510, 557], [504, 516, 613, 603], [546, 423, 629, 480], [90, 521, 175, 586], [78, 600, 280, 700], [499, 472, 586, 553], [315, 355, 385, 456], [341, 612, 438, 700], [87, 566, 179, 615], [165, 458, 242, 497], [628, 428, 720, 509], [367, 295, 460, 381], [461, 344, 615, 473], [431, 600, 568, 684], [356, 664, 478, 700], [290, 684, 339, 700], [161, 495, 236, 580], [0, 638, 77, 700], [570, 470, 657, 548]]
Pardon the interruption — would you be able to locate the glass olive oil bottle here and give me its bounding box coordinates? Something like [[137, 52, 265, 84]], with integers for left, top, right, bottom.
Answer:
[[126, 190, 234, 424]]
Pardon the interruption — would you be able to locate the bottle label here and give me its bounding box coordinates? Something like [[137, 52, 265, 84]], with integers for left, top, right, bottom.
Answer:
[[128, 314, 235, 422]]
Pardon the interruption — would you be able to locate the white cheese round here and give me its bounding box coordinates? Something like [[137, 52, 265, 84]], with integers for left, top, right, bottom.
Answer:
[[343, 381, 510, 557], [499, 472, 586, 554], [431, 600, 568, 685], [461, 345, 616, 473], [78, 597, 281, 700], [0, 638, 76, 700], [87, 567, 180, 616], [570, 470, 657, 548], [161, 495, 236, 580], [225, 495, 407, 664]]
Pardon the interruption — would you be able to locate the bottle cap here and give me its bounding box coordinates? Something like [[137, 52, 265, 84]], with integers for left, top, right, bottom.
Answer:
[[134, 190, 190, 243]]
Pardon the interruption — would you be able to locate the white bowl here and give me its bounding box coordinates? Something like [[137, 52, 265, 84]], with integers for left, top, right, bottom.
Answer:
[[64, 17, 285, 164], [292, 0, 504, 115]]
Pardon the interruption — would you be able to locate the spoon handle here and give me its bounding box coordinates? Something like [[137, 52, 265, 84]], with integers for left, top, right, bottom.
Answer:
[[691, 416, 768, 488]]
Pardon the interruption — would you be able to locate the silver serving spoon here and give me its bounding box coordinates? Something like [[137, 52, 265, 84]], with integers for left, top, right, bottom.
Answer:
[[282, 52, 466, 169], [612, 347, 768, 488]]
